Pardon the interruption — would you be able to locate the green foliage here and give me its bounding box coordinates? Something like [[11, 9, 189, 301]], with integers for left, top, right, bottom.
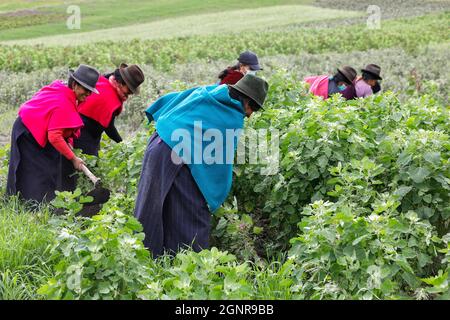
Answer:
[[211, 199, 265, 263], [420, 233, 450, 299], [0, 65, 449, 300], [51, 188, 93, 216], [39, 192, 152, 300], [229, 71, 450, 256], [139, 248, 254, 300], [288, 200, 440, 299]]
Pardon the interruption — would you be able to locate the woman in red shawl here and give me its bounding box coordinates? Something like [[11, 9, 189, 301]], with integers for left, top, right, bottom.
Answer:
[[217, 51, 262, 85], [6, 65, 100, 203], [74, 63, 145, 156]]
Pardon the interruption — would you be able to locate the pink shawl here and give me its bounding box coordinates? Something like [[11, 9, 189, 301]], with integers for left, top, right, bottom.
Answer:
[[18, 80, 83, 147]]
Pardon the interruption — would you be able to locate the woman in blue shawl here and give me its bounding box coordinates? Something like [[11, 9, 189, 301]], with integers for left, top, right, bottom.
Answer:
[[134, 75, 269, 258]]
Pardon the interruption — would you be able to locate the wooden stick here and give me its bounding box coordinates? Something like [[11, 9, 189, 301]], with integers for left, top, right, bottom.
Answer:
[[80, 164, 100, 185]]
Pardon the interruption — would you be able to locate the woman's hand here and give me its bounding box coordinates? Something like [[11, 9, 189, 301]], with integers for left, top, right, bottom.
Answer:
[[71, 156, 86, 171]]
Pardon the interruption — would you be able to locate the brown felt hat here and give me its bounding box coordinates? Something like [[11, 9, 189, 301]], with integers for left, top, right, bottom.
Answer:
[[337, 66, 357, 85], [118, 63, 145, 94], [362, 64, 383, 80]]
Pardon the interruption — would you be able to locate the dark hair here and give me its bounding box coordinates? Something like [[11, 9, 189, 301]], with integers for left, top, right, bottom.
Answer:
[[228, 86, 260, 112], [218, 63, 241, 80], [333, 72, 349, 85], [362, 71, 379, 81], [68, 76, 80, 89], [104, 69, 126, 85], [372, 82, 381, 93]]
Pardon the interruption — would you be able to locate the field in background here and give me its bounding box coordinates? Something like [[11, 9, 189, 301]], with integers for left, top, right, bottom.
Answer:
[[0, 0, 449, 300], [0, 0, 312, 41], [1, 5, 361, 46]]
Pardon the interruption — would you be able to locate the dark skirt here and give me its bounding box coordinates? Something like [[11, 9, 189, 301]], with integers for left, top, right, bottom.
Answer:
[[6, 117, 76, 203], [73, 115, 102, 156], [134, 132, 211, 258]]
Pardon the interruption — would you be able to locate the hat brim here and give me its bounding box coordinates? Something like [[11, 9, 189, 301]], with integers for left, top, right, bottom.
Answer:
[[229, 84, 264, 110], [361, 69, 383, 80], [69, 70, 99, 94], [249, 64, 262, 71], [119, 68, 140, 95], [337, 69, 353, 85]]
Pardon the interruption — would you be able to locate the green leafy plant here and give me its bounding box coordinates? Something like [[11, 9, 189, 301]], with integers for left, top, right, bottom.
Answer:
[[38, 192, 152, 300], [288, 200, 440, 299]]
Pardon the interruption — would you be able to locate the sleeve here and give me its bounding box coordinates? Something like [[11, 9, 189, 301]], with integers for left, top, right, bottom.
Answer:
[[104, 115, 123, 143], [341, 85, 356, 100], [48, 129, 75, 160]]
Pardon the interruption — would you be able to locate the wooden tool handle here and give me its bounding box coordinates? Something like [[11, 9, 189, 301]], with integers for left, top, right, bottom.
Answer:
[[80, 164, 100, 185]]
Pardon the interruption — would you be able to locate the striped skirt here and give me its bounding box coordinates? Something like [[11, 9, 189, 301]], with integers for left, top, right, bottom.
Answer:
[[134, 132, 211, 258]]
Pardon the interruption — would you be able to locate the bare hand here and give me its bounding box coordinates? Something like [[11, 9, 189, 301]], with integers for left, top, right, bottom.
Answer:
[[71, 156, 85, 171]]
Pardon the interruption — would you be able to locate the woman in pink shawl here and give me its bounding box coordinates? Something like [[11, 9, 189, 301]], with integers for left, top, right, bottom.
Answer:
[[74, 63, 145, 156], [6, 65, 100, 203], [304, 66, 357, 100]]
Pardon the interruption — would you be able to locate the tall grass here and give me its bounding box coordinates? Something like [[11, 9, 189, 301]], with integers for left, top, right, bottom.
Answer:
[[0, 197, 55, 299]]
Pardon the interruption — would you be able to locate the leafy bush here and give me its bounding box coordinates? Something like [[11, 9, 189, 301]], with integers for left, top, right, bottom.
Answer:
[[228, 71, 449, 257], [38, 193, 152, 300], [139, 248, 254, 300], [288, 200, 440, 299]]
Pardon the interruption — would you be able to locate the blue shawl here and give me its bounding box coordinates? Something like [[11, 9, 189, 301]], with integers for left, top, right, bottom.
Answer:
[[145, 84, 245, 212]]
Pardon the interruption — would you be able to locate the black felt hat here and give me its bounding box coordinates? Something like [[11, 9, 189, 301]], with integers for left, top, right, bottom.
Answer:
[[69, 64, 100, 94]]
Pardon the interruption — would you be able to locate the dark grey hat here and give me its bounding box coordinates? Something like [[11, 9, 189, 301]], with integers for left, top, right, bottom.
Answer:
[[238, 51, 262, 71], [118, 63, 145, 94], [69, 64, 100, 94], [230, 74, 269, 109], [362, 64, 382, 80], [337, 66, 357, 85]]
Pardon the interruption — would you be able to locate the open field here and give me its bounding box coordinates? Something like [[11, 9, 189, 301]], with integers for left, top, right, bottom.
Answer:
[[0, 0, 313, 41], [0, 0, 449, 301], [1, 5, 362, 46]]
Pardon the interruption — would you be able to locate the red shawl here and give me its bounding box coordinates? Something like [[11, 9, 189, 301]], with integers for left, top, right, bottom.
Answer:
[[18, 80, 83, 148], [78, 76, 123, 128], [219, 69, 244, 85]]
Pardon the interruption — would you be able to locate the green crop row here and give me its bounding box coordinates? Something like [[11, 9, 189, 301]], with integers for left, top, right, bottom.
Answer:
[[0, 12, 448, 73], [1, 42, 448, 148]]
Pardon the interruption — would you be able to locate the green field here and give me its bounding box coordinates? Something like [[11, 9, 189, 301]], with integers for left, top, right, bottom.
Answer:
[[1, 5, 361, 46], [0, 0, 313, 41], [0, 0, 449, 301]]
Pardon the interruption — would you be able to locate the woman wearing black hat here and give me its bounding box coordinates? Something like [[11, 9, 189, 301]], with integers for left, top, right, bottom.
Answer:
[[6, 64, 100, 203], [342, 64, 383, 100], [135, 74, 269, 258], [74, 63, 145, 156], [304, 66, 357, 100], [217, 51, 262, 85], [355, 64, 383, 98]]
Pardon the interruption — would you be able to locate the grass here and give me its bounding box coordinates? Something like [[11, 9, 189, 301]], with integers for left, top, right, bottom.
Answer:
[[1, 5, 361, 46], [0, 0, 314, 41], [0, 197, 55, 299], [0, 109, 16, 143]]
